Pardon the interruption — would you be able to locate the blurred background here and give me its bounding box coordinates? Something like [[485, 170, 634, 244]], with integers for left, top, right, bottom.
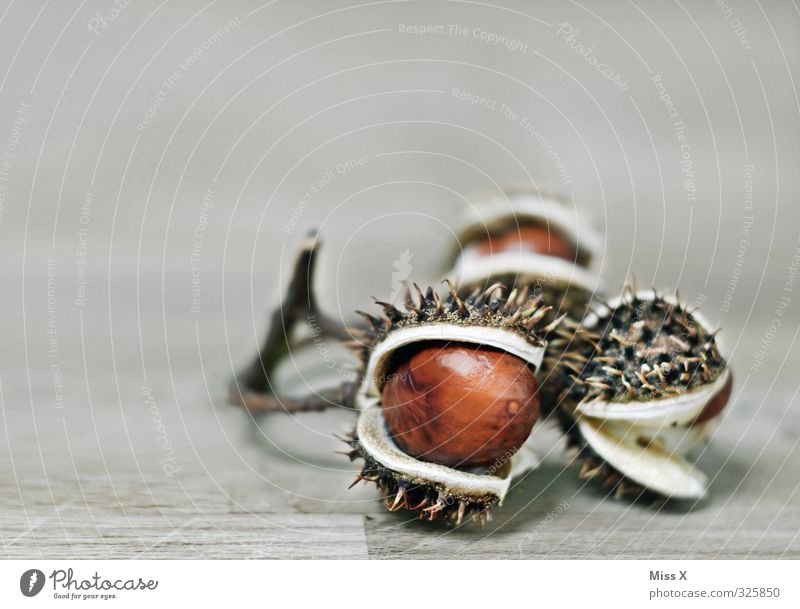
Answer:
[[0, 0, 798, 558]]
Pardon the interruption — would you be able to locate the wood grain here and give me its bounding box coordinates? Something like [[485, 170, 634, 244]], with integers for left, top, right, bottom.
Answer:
[[2, 372, 798, 558]]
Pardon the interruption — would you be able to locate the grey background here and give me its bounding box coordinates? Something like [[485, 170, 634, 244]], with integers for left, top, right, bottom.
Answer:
[[0, 0, 798, 558]]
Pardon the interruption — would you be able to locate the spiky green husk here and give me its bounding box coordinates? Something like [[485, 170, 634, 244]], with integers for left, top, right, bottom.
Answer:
[[343, 436, 495, 525]]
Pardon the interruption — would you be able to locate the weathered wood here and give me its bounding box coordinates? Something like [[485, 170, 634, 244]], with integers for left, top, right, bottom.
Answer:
[[2, 385, 798, 558]]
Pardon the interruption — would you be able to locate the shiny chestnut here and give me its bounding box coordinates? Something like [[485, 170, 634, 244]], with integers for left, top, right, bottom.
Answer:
[[380, 341, 539, 469], [472, 223, 584, 265]]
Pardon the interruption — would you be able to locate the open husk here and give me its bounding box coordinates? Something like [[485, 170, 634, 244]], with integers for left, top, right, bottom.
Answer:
[[346, 282, 552, 524], [545, 288, 731, 502]]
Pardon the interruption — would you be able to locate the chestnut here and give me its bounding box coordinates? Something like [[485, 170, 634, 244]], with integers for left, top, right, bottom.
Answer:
[[472, 223, 583, 265], [380, 341, 539, 469], [693, 370, 733, 425]]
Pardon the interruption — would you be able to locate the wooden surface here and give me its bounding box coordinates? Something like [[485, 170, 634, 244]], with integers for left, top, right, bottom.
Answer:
[[0, 0, 798, 560], [2, 407, 798, 559], [2, 281, 798, 559]]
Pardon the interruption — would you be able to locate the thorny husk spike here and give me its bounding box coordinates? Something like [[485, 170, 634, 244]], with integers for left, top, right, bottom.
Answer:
[[542, 312, 568, 335], [505, 288, 519, 313], [442, 279, 468, 316], [433, 290, 443, 315], [414, 283, 427, 309], [374, 300, 403, 322], [485, 282, 506, 298], [389, 487, 406, 511]]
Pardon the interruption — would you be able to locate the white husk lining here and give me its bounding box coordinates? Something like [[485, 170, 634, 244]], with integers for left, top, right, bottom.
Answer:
[[356, 400, 539, 501], [577, 418, 708, 500], [358, 322, 546, 401], [450, 251, 602, 295], [354, 321, 546, 502], [454, 193, 604, 262], [596, 418, 714, 457], [576, 368, 731, 427]]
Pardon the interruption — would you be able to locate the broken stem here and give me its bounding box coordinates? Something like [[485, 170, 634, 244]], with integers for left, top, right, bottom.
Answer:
[[229, 232, 354, 414]]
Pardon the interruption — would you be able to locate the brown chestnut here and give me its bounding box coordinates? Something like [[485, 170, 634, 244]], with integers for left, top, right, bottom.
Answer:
[[472, 223, 583, 265], [692, 371, 733, 425], [380, 341, 539, 469]]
